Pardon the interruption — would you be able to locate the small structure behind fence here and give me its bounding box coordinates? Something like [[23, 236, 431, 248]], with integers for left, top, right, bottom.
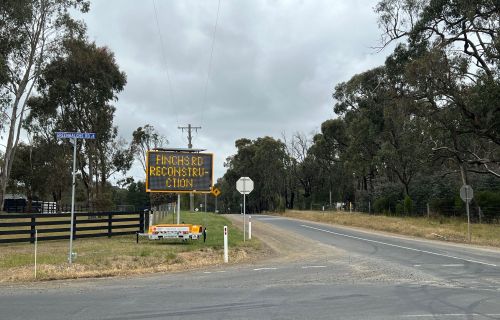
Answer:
[[0, 211, 149, 244]]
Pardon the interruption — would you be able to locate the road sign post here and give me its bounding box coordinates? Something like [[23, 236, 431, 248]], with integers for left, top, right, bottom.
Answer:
[[56, 132, 96, 264], [211, 187, 221, 213], [460, 185, 474, 242], [236, 177, 254, 242]]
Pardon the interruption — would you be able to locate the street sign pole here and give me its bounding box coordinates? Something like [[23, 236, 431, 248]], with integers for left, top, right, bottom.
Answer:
[[56, 132, 96, 264], [466, 188, 471, 242], [236, 177, 254, 243], [68, 138, 77, 264], [460, 185, 474, 243], [243, 193, 246, 242]]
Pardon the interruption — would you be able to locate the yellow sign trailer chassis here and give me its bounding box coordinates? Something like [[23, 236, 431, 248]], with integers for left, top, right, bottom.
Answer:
[[137, 224, 203, 242]]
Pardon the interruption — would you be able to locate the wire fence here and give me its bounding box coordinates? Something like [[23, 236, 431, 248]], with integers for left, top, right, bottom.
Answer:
[[308, 202, 500, 224]]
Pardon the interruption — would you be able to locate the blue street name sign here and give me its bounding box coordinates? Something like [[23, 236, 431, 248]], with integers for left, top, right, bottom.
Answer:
[[56, 132, 96, 139]]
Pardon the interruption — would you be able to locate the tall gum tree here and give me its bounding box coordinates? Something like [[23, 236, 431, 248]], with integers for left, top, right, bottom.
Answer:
[[27, 38, 127, 208], [375, 0, 500, 181], [0, 0, 89, 210]]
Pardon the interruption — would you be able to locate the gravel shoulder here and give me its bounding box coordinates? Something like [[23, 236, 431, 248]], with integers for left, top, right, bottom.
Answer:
[[225, 214, 449, 287]]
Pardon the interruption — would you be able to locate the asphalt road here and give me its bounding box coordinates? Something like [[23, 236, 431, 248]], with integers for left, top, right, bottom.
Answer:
[[1, 214, 499, 320]]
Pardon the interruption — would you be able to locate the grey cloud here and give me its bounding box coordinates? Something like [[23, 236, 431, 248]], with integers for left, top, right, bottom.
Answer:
[[83, 0, 390, 181]]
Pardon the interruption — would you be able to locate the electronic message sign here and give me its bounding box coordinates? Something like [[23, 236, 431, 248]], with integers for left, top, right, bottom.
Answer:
[[146, 150, 213, 193]]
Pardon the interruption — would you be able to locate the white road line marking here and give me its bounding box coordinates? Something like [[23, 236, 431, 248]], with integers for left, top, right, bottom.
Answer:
[[441, 264, 464, 267], [401, 314, 500, 318], [216, 270, 226, 273], [253, 267, 277, 271], [413, 265, 421, 267], [300, 225, 498, 267], [302, 265, 327, 269], [203, 272, 212, 274]]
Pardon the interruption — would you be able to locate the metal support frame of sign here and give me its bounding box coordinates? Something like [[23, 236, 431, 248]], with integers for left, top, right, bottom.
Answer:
[[56, 132, 96, 264]]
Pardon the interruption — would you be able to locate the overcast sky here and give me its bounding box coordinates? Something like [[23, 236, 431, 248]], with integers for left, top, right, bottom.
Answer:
[[81, 0, 391, 182]]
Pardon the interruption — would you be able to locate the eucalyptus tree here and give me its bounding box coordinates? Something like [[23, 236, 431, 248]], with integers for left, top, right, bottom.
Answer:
[[333, 67, 387, 193], [219, 137, 289, 213], [27, 38, 128, 206], [375, 0, 500, 181], [0, 0, 89, 210], [131, 124, 168, 173], [9, 139, 72, 208]]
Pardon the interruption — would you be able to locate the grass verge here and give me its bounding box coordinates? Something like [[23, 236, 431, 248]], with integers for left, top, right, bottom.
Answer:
[[277, 210, 500, 248], [0, 212, 261, 283]]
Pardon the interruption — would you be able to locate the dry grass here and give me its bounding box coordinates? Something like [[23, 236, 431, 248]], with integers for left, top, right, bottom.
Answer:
[[0, 212, 261, 283], [278, 210, 500, 247]]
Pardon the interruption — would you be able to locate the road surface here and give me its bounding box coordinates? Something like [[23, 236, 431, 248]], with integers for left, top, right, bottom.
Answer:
[[1, 214, 499, 320]]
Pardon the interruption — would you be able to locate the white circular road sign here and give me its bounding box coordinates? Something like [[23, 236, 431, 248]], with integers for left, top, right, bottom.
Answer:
[[460, 185, 474, 203], [236, 177, 254, 195]]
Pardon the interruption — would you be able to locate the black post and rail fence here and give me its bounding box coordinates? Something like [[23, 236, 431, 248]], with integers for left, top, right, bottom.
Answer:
[[0, 211, 149, 244]]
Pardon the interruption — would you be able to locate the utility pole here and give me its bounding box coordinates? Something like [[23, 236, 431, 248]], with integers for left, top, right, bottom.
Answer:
[[178, 124, 201, 212], [178, 124, 201, 149]]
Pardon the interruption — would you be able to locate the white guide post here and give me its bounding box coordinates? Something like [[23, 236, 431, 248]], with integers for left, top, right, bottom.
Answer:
[[248, 216, 252, 240], [223, 225, 228, 263]]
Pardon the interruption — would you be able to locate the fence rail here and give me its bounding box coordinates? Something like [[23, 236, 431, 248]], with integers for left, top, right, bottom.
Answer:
[[0, 211, 149, 244]]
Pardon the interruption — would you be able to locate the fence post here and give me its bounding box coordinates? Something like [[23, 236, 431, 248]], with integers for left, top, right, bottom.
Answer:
[[139, 211, 145, 233], [145, 211, 150, 232], [108, 213, 112, 238], [30, 215, 36, 244], [73, 215, 77, 240], [427, 203, 430, 219]]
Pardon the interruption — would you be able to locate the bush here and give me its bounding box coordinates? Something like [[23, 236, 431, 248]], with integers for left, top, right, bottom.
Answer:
[[395, 202, 404, 215], [403, 195, 414, 215], [475, 191, 500, 222], [430, 197, 459, 217], [374, 197, 389, 214]]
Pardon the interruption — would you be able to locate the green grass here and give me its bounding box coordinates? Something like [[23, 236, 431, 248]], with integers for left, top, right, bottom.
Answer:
[[167, 211, 259, 250], [0, 211, 260, 282]]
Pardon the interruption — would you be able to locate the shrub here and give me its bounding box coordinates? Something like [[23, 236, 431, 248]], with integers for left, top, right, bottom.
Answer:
[[374, 197, 389, 214], [395, 202, 404, 215], [403, 195, 414, 215], [475, 191, 500, 222]]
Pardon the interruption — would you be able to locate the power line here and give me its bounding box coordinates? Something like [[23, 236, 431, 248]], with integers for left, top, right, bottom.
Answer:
[[152, 0, 179, 127], [200, 0, 222, 127]]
